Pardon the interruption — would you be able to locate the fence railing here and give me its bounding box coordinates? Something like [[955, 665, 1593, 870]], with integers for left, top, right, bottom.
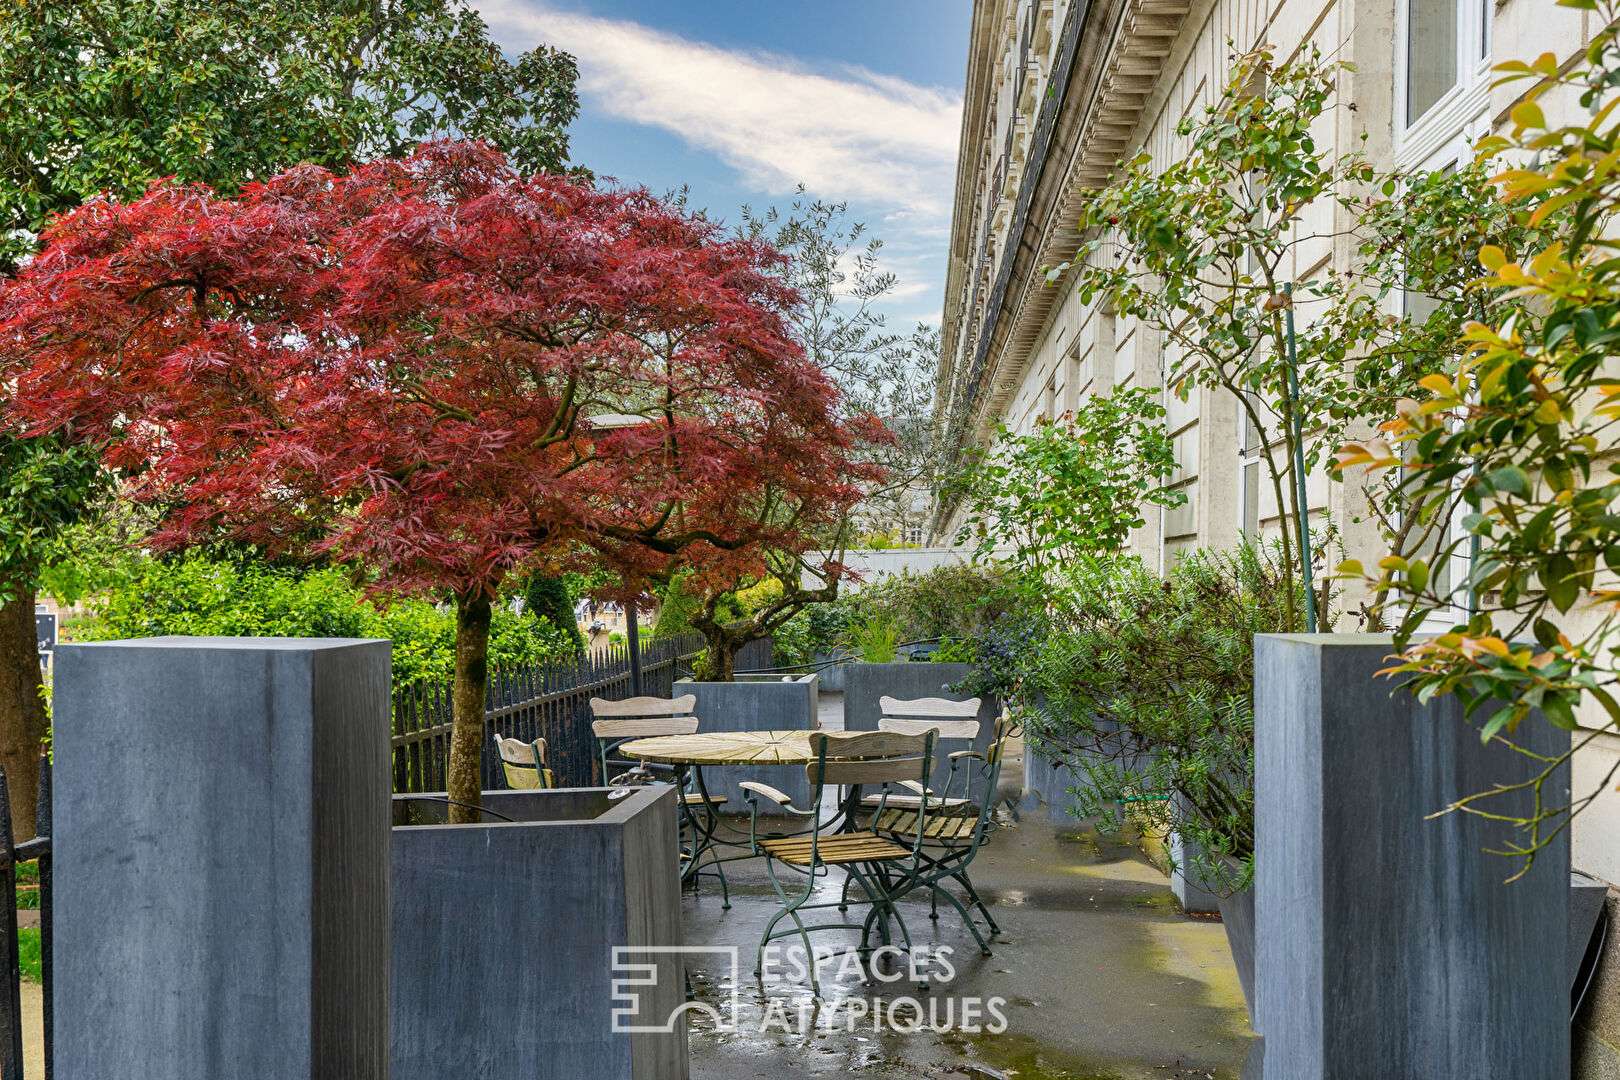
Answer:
[[394, 630, 776, 793], [0, 759, 51, 1079]]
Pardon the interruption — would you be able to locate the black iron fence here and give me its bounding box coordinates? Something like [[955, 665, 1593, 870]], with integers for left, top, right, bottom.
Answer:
[[392, 631, 777, 793], [0, 758, 51, 1080]]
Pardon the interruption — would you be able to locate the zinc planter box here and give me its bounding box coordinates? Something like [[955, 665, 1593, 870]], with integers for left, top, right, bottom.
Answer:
[[1022, 739, 1094, 823], [1254, 634, 1569, 1080], [391, 786, 687, 1080], [676, 673, 819, 814], [53, 637, 392, 1080], [843, 661, 997, 783]]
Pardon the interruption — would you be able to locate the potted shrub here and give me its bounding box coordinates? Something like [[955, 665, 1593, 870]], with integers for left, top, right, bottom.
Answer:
[[1024, 544, 1298, 1012]]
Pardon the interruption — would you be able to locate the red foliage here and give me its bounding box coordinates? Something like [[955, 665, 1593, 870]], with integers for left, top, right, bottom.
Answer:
[[3, 143, 881, 602]]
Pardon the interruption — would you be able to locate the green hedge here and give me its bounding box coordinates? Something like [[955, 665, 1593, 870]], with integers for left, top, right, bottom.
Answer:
[[77, 554, 576, 686]]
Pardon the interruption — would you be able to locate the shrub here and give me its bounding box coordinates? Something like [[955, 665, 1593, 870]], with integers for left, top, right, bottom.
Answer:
[[937, 605, 1050, 701], [851, 563, 1019, 645], [651, 571, 701, 638], [1026, 544, 1307, 893], [80, 554, 575, 686], [520, 574, 585, 654], [837, 611, 903, 663]]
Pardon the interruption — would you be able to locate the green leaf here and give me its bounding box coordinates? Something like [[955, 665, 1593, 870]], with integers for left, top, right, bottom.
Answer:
[[1532, 618, 1562, 649], [1486, 466, 1529, 495], [1545, 554, 1579, 613], [1541, 694, 1578, 730]]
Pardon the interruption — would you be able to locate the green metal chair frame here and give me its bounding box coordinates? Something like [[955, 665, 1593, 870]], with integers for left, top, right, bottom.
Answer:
[[862, 715, 1012, 956], [747, 729, 937, 996], [589, 695, 732, 905]]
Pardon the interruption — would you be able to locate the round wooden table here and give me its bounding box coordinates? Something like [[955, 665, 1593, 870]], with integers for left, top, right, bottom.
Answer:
[[618, 729, 819, 767], [619, 730, 826, 893]]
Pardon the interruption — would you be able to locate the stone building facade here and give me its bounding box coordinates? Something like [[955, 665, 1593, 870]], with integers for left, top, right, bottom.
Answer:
[[932, 0, 1617, 1064]]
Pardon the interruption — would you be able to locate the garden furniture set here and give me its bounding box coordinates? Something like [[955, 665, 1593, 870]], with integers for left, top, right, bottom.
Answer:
[[599, 692, 1010, 994]]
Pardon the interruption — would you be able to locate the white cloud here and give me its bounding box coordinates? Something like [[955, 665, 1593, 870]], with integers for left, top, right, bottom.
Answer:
[[477, 1, 962, 218]]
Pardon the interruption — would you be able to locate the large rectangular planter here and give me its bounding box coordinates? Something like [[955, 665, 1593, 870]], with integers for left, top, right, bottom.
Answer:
[[677, 674, 819, 814], [53, 636, 392, 1080], [391, 786, 686, 1080], [1168, 826, 1221, 915], [1255, 634, 1569, 1079], [842, 661, 997, 784], [1021, 739, 1093, 823]]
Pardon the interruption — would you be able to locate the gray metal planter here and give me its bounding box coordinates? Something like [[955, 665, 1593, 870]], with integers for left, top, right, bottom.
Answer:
[[842, 661, 997, 782], [391, 786, 687, 1080], [1216, 880, 1262, 1078], [53, 636, 393, 1080], [676, 674, 819, 813], [1254, 634, 1569, 1080], [1021, 739, 1092, 823]]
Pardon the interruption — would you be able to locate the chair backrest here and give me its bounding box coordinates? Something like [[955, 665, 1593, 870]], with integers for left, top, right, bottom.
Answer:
[[805, 730, 935, 788], [589, 695, 699, 739], [590, 696, 701, 780], [987, 711, 1018, 767], [494, 733, 553, 789], [878, 696, 981, 741]]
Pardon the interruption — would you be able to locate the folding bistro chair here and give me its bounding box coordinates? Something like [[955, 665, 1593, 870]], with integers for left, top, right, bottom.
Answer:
[[748, 729, 937, 996], [860, 695, 984, 814], [864, 714, 1014, 956], [590, 695, 731, 903], [493, 733, 555, 789]]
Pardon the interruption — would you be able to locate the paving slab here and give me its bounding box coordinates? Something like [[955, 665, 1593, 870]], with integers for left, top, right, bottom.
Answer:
[[681, 814, 1253, 1080]]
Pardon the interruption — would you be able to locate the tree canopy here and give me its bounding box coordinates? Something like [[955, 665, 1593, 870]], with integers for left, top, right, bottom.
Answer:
[[2, 142, 876, 813], [0, 0, 580, 270]]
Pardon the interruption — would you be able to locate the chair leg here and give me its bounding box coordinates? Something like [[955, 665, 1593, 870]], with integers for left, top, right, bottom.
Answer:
[[933, 880, 992, 957], [952, 868, 1000, 934], [755, 906, 791, 975], [784, 906, 821, 997], [857, 861, 916, 981], [709, 851, 731, 909]]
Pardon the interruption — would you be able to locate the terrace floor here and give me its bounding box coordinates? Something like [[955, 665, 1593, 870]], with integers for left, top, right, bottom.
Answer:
[[679, 693, 1255, 1080]]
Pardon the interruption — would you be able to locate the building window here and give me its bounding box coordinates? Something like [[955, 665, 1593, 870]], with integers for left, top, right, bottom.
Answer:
[[1407, 0, 1458, 123], [1402, 0, 1490, 130], [906, 526, 925, 546], [1239, 392, 1263, 542]]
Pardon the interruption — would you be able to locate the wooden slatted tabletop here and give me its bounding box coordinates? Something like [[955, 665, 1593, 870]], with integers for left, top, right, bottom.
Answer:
[[619, 730, 819, 766]]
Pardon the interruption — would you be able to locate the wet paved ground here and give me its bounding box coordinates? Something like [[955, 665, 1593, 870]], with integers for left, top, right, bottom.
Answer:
[[680, 693, 1254, 1080]]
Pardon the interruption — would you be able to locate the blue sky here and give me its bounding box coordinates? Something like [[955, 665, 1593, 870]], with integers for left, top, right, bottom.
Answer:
[[477, 0, 973, 328]]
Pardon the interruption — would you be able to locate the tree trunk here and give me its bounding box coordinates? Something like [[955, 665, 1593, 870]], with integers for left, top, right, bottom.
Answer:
[[706, 637, 736, 683], [0, 587, 48, 840], [448, 593, 492, 823]]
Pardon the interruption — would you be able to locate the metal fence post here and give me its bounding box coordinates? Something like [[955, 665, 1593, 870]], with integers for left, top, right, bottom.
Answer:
[[627, 606, 643, 697], [35, 757, 49, 1080], [0, 769, 20, 1080]]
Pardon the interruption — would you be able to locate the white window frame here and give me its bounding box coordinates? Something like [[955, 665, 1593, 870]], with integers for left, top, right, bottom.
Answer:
[[1238, 391, 1265, 544], [1395, 0, 1494, 169]]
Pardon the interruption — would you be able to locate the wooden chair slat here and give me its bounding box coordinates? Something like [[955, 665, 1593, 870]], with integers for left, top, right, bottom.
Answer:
[[592, 716, 701, 738], [589, 694, 697, 718], [809, 730, 930, 759], [810, 756, 928, 786], [878, 717, 981, 740], [878, 695, 980, 718]]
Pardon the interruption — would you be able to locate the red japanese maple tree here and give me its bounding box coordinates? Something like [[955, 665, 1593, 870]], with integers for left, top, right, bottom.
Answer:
[[3, 142, 877, 817]]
